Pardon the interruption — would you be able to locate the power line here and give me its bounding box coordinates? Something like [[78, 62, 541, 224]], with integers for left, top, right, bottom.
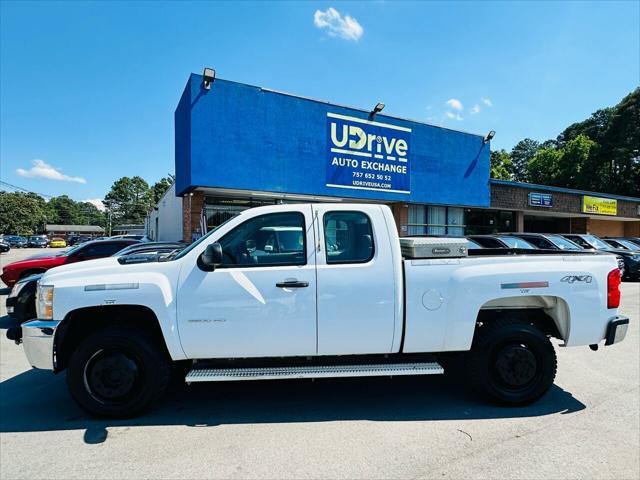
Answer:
[[0, 180, 54, 199]]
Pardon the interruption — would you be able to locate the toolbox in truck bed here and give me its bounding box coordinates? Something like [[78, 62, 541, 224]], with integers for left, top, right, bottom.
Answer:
[[400, 237, 469, 259]]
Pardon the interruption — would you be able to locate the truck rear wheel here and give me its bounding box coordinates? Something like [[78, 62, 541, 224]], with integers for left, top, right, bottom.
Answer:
[[66, 326, 170, 418], [465, 317, 557, 405]]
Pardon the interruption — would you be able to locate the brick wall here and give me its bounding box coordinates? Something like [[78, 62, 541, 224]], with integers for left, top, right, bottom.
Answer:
[[182, 191, 205, 243], [389, 203, 409, 237], [491, 183, 640, 223]]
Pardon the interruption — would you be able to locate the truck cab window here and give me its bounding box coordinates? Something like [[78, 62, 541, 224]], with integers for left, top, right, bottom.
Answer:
[[218, 212, 306, 267], [323, 211, 374, 264]]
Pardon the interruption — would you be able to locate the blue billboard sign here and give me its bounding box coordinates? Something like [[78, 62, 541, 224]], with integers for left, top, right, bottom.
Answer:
[[175, 75, 491, 207], [528, 192, 553, 207], [326, 113, 411, 194]]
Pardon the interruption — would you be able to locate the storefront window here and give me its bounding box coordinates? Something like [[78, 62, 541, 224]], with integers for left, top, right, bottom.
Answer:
[[203, 197, 277, 231], [464, 209, 515, 235], [407, 205, 466, 236]]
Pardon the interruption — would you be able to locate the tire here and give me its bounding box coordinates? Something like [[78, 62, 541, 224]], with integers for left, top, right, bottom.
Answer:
[[465, 316, 557, 405], [66, 326, 171, 418]]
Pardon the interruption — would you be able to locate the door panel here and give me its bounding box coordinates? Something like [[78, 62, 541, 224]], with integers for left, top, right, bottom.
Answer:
[[313, 205, 396, 355], [176, 206, 317, 359]]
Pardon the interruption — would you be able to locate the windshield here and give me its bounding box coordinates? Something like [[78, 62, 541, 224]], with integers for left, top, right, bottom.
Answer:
[[548, 235, 582, 250], [171, 216, 237, 261], [60, 243, 85, 256], [466, 239, 482, 249], [498, 236, 535, 249], [606, 238, 640, 250], [582, 234, 612, 249]]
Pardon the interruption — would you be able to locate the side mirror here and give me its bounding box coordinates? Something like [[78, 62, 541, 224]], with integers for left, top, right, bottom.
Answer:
[[199, 242, 223, 271]]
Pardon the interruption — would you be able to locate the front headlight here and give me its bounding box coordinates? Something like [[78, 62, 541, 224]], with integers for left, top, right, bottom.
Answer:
[[36, 285, 54, 319], [8, 280, 28, 298]]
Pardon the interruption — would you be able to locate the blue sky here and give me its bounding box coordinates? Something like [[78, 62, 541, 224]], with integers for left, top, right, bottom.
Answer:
[[1, 1, 638, 206]]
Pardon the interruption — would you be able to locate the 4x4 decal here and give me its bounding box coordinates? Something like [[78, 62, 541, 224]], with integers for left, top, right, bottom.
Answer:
[[560, 275, 593, 283]]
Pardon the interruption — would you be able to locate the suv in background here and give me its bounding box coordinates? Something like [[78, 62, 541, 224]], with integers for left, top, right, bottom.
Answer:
[[561, 234, 640, 280], [67, 235, 93, 246], [27, 235, 49, 248], [4, 236, 27, 248]]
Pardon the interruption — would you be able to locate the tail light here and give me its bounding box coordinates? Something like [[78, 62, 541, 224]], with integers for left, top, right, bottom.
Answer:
[[607, 268, 621, 309]]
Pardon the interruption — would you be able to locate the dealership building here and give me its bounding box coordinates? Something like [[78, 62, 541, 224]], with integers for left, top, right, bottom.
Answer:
[[146, 72, 640, 242]]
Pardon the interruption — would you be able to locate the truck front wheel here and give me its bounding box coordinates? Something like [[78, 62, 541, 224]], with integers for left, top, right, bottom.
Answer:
[[465, 317, 557, 405], [66, 326, 170, 418]]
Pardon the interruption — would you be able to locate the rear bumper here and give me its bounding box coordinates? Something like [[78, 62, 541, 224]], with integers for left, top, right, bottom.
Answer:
[[605, 316, 629, 346], [21, 319, 61, 370]]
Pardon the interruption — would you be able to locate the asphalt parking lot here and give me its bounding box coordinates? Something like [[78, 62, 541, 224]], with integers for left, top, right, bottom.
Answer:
[[0, 248, 638, 480]]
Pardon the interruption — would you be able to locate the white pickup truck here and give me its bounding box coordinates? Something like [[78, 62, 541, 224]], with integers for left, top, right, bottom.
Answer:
[[10, 203, 629, 417]]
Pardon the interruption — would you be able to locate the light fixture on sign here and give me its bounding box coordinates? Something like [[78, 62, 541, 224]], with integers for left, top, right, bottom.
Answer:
[[369, 102, 385, 120], [202, 67, 216, 90], [483, 130, 496, 144]]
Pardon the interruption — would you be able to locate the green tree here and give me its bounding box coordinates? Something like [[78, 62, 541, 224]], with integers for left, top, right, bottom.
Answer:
[[151, 174, 175, 204], [510, 138, 540, 182], [0, 191, 48, 235], [597, 88, 640, 196], [490, 149, 513, 180], [104, 176, 152, 225], [77, 202, 106, 227], [557, 107, 615, 147], [48, 195, 81, 225], [556, 134, 597, 189], [527, 147, 562, 185]]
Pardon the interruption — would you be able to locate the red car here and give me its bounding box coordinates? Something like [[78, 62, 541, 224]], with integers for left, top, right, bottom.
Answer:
[[0, 239, 139, 287]]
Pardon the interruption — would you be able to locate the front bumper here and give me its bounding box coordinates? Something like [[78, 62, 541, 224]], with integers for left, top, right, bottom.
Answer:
[[605, 316, 629, 346], [21, 319, 61, 370], [6, 296, 16, 315]]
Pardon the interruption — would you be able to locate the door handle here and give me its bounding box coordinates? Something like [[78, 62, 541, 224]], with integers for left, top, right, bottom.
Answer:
[[276, 280, 309, 288]]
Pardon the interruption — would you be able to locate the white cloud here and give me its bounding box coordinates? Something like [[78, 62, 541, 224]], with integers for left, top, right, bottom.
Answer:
[[445, 111, 463, 121], [16, 159, 86, 184], [82, 198, 105, 211], [446, 98, 463, 111], [470, 104, 481, 114], [314, 7, 363, 41], [481, 97, 493, 107]]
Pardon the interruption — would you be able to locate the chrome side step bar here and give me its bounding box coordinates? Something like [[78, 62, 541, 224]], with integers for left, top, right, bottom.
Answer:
[[185, 362, 444, 383]]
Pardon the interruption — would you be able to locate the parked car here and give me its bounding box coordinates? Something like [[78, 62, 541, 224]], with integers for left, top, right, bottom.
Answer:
[[5, 273, 41, 321], [116, 242, 187, 264], [4, 236, 28, 248], [467, 235, 537, 250], [0, 240, 10, 253], [27, 235, 49, 248], [0, 238, 139, 287], [4, 242, 186, 322], [49, 237, 67, 248], [7, 203, 628, 418], [67, 235, 93, 246], [504, 233, 584, 251], [603, 237, 640, 251], [109, 234, 151, 242], [561, 234, 640, 280]]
